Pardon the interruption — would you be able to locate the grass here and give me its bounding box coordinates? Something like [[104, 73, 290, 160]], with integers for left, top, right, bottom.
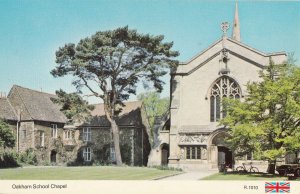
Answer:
[[201, 172, 300, 181], [0, 166, 182, 180]]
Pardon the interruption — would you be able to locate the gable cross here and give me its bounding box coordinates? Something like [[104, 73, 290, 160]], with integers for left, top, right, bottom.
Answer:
[[221, 22, 229, 36]]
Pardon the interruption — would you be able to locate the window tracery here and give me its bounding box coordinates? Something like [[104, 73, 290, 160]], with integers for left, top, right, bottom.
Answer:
[[210, 76, 241, 122]]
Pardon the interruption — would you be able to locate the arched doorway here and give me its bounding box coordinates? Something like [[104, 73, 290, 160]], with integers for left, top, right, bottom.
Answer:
[[161, 143, 169, 166], [208, 129, 233, 169], [50, 150, 57, 163]]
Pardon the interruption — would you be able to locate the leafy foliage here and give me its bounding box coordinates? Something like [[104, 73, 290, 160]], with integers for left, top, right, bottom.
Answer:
[[221, 61, 300, 167], [51, 26, 178, 165], [51, 89, 95, 124], [0, 151, 20, 168], [51, 26, 178, 108], [18, 148, 37, 165], [0, 120, 15, 148], [137, 91, 169, 140]]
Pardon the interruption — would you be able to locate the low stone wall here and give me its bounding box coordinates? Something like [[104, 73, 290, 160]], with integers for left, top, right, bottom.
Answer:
[[234, 160, 269, 173], [167, 160, 270, 172]]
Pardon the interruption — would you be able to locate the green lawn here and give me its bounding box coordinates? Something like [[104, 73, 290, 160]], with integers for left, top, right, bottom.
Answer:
[[0, 166, 182, 180], [202, 172, 300, 181]]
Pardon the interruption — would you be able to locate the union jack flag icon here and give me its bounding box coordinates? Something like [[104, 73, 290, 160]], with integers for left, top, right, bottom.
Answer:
[[265, 182, 290, 193]]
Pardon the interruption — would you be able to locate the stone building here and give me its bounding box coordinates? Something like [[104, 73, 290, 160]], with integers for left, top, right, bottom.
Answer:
[[0, 85, 150, 166], [70, 101, 151, 166], [148, 3, 287, 171], [1, 85, 67, 164]]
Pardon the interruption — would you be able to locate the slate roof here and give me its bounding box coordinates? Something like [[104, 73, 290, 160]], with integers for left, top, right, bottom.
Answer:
[[83, 101, 143, 127], [0, 97, 18, 121], [7, 85, 67, 123]]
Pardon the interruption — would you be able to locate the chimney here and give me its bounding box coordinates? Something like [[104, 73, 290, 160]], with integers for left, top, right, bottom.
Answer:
[[0, 92, 6, 98]]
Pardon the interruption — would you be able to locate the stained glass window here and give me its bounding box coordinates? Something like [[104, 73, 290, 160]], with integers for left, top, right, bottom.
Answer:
[[210, 76, 241, 122]]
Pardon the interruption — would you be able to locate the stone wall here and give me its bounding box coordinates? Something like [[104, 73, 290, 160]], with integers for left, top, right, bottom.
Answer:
[[33, 121, 65, 165], [18, 121, 34, 152], [235, 160, 269, 173], [72, 126, 150, 166], [4, 120, 150, 166]]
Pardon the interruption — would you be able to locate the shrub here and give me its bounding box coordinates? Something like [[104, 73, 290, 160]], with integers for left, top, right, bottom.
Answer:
[[0, 120, 15, 148], [19, 148, 37, 165], [67, 149, 86, 166], [0, 151, 20, 168]]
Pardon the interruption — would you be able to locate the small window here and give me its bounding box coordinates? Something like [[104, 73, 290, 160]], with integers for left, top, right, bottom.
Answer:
[[196, 147, 201, 159], [83, 147, 92, 161], [64, 130, 73, 140], [83, 127, 91, 142], [186, 147, 191, 159], [184, 146, 203, 160], [40, 131, 44, 147], [51, 124, 58, 138]]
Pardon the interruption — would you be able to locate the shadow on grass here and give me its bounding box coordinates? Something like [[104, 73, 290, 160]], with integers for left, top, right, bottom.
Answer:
[[221, 171, 300, 180], [228, 171, 282, 178]]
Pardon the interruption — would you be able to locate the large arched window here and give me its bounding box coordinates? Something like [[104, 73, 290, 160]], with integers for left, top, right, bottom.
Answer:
[[210, 76, 241, 122]]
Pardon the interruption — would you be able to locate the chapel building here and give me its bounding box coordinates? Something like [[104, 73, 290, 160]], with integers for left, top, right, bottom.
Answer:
[[148, 3, 287, 171]]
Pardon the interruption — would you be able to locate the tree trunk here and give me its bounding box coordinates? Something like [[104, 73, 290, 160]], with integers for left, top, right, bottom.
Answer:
[[267, 161, 276, 174], [111, 119, 122, 165]]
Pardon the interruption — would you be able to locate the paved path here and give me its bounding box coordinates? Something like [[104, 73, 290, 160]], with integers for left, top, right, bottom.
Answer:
[[158, 169, 218, 180]]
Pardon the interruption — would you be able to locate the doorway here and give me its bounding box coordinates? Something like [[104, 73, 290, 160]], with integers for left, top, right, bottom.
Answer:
[[161, 144, 169, 166], [50, 150, 57, 163], [218, 146, 232, 168]]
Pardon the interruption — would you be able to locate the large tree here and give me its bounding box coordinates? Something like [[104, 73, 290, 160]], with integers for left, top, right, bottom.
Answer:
[[0, 120, 15, 149], [220, 61, 300, 174], [51, 26, 179, 165]]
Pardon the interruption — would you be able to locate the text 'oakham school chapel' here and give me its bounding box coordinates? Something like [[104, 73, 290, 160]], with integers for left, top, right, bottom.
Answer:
[[148, 3, 287, 171], [0, 85, 150, 166]]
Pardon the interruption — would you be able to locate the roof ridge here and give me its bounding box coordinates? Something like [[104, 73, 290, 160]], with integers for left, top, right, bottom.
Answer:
[[180, 38, 223, 65], [12, 85, 56, 96], [227, 38, 266, 56], [227, 38, 286, 57]]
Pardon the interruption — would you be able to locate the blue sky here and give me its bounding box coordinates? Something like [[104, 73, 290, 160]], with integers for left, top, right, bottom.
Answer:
[[0, 0, 299, 103]]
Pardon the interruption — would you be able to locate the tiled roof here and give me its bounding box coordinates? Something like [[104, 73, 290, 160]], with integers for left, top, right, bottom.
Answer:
[[83, 101, 143, 126], [0, 97, 18, 121], [91, 101, 142, 116], [8, 85, 67, 123]]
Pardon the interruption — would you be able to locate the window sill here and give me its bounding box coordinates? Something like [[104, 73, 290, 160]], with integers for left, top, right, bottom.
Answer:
[[183, 159, 206, 161]]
